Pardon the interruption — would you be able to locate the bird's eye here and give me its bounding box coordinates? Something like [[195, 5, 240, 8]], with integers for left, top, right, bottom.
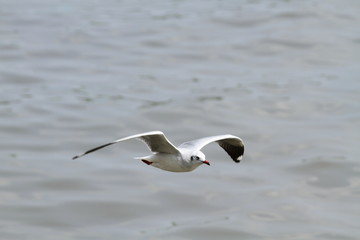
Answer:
[[191, 156, 200, 161]]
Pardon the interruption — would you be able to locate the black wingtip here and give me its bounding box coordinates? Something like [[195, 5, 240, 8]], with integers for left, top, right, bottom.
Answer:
[[72, 156, 79, 160], [232, 153, 243, 163]]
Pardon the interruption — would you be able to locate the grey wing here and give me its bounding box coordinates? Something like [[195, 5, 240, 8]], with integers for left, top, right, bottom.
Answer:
[[178, 135, 244, 163], [73, 131, 179, 160], [119, 131, 180, 154]]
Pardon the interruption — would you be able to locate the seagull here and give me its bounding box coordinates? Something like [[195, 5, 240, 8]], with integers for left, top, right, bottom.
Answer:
[[73, 131, 244, 172]]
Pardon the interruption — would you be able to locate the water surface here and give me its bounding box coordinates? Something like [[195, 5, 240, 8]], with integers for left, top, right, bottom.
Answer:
[[1, 0, 359, 239]]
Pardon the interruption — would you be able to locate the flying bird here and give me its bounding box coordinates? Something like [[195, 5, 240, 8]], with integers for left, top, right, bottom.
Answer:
[[73, 131, 244, 172]]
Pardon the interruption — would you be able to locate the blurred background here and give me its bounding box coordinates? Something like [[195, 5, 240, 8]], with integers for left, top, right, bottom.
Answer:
[[0, 0, 359, 239]]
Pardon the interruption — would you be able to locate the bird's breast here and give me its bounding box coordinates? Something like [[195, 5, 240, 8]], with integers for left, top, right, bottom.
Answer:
[[150, 153, 190, 172]]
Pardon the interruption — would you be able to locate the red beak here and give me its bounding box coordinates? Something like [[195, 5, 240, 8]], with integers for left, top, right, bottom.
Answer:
[[202, 160, 210, 166]]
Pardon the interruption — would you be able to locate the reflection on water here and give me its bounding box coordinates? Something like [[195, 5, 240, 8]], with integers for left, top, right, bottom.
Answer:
[[1, 0, 359, 239]]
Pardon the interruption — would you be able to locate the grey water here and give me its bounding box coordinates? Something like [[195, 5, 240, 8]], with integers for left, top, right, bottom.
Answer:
[[1, 0, 359, 239]]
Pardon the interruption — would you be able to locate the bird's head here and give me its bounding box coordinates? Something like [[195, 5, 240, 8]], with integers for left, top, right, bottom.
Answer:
[[189, 151, 210, 166]]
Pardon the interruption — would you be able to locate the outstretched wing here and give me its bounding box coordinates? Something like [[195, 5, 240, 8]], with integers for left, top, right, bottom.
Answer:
[[178, 135, 244, 162], [72, 131, 180, 160]]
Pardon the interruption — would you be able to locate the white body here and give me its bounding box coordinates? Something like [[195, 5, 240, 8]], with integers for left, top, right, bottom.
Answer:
[[138, 153, 189, 172], [138, 149, 206, 172]]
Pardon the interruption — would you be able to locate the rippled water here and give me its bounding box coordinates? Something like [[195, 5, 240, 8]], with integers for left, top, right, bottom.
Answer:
[[1, 0, 359, 239]]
